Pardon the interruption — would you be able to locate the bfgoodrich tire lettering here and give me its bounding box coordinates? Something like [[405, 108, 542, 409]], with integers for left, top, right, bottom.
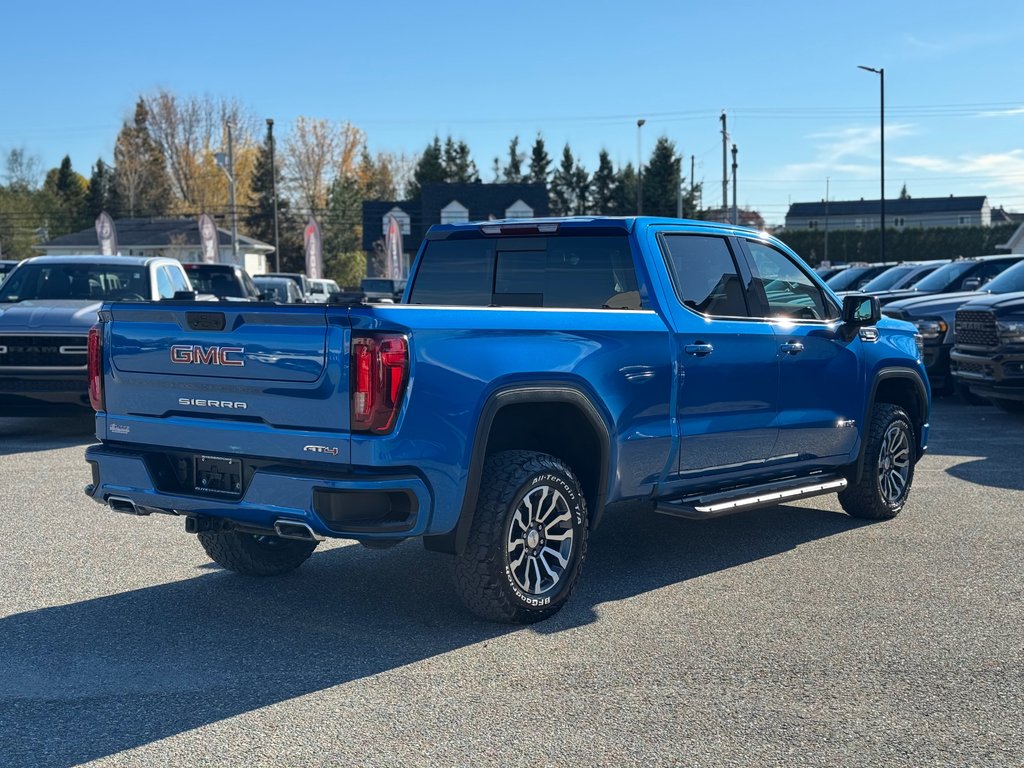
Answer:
[[197, 529, 319, 576], [840, 404, 915, 520], [454, 450, 588, 623]]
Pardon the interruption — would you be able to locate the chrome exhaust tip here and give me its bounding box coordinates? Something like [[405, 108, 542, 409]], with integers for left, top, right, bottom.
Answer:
[[273, 519, 324, 542], [107, 496, 145, 515]]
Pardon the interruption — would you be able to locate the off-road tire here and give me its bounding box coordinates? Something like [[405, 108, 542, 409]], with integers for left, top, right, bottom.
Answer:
[[197, 529, 319, 576], [454, 450, 588, 624], [839, 404, 915, 520]]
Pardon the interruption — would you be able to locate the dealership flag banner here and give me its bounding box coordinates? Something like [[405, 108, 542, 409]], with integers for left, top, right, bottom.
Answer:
[[385, 214, 404, 279], [304, 218, 323, 280], [198, 214, 219, 263], [95, 212, 118, 256]]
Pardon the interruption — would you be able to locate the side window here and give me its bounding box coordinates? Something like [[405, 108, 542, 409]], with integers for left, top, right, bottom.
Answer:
[[155, 267, 175, 299], [745, 240, 836, 321], [661, 234, 749, 318], [168, 266, 191, 294], [241, 272, 259, 298]]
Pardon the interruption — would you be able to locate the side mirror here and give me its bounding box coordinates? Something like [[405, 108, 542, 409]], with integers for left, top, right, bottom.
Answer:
[[256, 292, 267, 301], [842, 293, 881, 326], [171, 290, 198, 301], [961, 277, 983, 292]]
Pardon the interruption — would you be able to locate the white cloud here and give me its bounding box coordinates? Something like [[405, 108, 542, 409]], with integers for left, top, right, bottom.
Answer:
[[974, 107, 1024, 119], [778, 123, 917, 180]]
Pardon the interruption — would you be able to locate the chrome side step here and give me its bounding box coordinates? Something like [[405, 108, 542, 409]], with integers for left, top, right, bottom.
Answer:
[[655, 475, 848, 520]]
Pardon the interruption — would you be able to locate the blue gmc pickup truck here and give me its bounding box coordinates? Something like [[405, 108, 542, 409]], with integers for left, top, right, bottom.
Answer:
[[84, 217, 930, 622]]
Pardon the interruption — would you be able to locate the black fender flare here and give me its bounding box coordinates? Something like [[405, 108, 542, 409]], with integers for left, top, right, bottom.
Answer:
[[853, 367, 929, 483], [444, 384, 612, 555]]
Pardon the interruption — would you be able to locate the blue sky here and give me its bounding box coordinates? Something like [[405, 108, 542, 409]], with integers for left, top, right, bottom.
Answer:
[[3, 0, 1023, 225]]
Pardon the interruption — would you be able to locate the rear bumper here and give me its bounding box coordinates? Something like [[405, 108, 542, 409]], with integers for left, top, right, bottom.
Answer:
[[950, 348, 1024, 402], [84, 444, 434, 540]]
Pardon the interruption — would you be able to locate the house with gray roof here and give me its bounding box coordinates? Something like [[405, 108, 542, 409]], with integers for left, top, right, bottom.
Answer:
[[362, 183, 549, 276], [36, 217, 274, 275], [785, 195, 992, 232]]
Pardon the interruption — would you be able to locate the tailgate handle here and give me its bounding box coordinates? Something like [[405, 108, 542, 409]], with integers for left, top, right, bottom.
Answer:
[[186, 311, 226, 331]]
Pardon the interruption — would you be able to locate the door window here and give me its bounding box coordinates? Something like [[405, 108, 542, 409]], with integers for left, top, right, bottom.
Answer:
[[660, 234, 750, 318], [155, 267, 175, 299], [745, 241, 837, 321]]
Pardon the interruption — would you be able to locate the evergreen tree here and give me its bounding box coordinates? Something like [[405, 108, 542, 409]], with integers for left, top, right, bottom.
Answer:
[[642, 136, 681, 217], [590, 150, 617, 215], [86, 158, 115, 220], [442, 138, 478, 183], [112, 99, 172, 217], [503, 136, 523, 183], [612, 163, 638, 215], [42, 155, 87, 235], [407, 136, 444, 198], [528, 134, 550, 186], [550, 144, 577, 216], [899, 184, 911, 200]]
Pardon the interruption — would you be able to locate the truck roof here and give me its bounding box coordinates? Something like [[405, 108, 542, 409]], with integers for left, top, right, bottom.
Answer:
[[20, 254, 167, 267], [425, 216, 765, 239]]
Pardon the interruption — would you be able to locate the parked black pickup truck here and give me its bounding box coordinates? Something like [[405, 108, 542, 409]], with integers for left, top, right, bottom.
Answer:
[[950, 291, 1024, 413]]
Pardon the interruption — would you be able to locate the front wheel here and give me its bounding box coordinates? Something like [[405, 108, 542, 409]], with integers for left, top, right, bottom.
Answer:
[[839, 404, 916, 520], [454, 450, 588, 623], [197, 529, 319, 576]]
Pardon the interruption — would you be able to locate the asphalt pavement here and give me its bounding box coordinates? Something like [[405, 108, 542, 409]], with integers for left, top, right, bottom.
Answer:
[[0, 401, 1021, 767]]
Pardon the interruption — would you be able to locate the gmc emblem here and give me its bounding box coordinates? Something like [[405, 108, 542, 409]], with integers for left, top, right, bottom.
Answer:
[[170, 345, 245, 366]]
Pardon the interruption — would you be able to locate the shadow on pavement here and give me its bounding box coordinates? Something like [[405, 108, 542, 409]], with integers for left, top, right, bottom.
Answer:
[[925, 398, 1024, 490], [0, 503, 861, 767], [0, 413, 96, 456]]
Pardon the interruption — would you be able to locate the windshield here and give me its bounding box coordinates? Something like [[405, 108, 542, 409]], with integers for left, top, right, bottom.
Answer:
[[984, 261, 1024, 293], [0, 262, 150, 302], [911, 261, 976, 292], [185, 267, 246, 298], [826, 266, 879, 291], [858, 265, 918, 292]]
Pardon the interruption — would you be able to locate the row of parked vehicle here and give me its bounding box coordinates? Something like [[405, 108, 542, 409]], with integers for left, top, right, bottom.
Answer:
[[816, 255, 1024, 412]]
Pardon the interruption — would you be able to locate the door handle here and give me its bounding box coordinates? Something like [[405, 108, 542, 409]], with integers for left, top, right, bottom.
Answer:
[[781, 341, 805, 355], [684, 343, 714, 357]]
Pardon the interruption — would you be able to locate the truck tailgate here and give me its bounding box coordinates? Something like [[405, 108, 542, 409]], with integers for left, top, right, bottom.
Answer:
[[100, 303, 351, 443]]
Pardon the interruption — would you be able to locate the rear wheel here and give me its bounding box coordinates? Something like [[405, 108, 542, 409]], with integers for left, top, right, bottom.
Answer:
[[197, 530, 319, 576], [454, 450, 588, 623], [840, 404, 915, 520]]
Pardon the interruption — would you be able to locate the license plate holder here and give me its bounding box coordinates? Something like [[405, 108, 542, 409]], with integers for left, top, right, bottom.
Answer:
[[194, 454, 243, 497]]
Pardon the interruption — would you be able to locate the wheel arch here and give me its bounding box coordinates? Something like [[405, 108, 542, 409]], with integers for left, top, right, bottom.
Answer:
[[438, 384, 613, 555], [854, 367, 929, 483]]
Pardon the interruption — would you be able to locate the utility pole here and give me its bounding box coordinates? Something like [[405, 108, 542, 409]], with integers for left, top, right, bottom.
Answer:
[[859, 65, 885, 262], [676, 148, 683, 218], [690, 154, 696, 211], [636, 118, 646, 215], [215, 124, 238, 265], [824, 177, 830, 263], [720, 112, 729, 213], [731, 144, 738, 225], [267, 118, 281, 273]]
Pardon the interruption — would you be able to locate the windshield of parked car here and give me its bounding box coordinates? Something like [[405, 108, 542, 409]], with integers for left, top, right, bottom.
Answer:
[[184, 266, 247, 298], [0, 262, 150, 302], [858, 265, 919, 291], [825, 266, 880, 291], [983, 261, 1024, 293], [911, 261, 977, 292]]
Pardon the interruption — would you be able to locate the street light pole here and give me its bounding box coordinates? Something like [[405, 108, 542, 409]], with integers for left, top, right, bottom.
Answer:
[[636, 118, 646, 215], [267, 118, 280, 272], [215, 125, 239, 265], [858, 65, 885, 262]]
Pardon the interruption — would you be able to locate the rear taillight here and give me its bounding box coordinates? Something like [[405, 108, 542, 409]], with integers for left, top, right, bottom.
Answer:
[[351, 334, 409, 434], [88, 324, 104, 411]]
